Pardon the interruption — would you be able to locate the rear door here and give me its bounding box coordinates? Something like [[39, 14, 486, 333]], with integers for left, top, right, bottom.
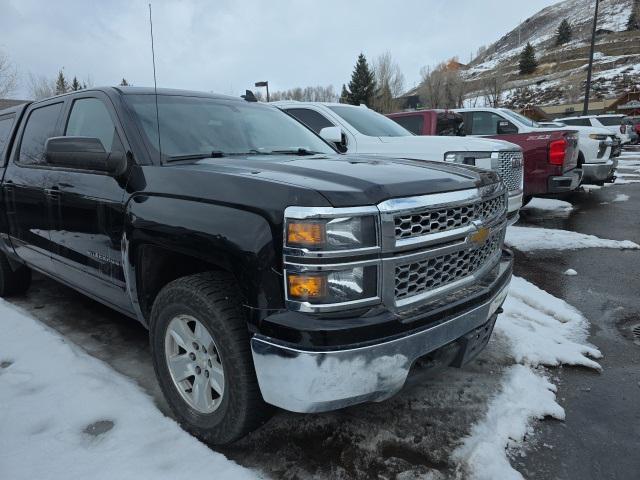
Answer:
[[46, 93, 132, 312], [0, 112, 17, 251], [390, 114, 424, 135], [3, 100, 64, 272]]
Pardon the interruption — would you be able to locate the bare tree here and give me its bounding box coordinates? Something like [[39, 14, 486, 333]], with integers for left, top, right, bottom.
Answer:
[[480, 70, 508, 107], [268, 85, 338, 102], [27, 73, 56, 100], [0, 50, 18, 98], [417, 60, 466, 109], [372, 52, 405, 113]]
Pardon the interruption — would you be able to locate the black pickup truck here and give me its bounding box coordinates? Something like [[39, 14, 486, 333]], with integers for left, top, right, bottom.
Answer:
[[0, 87, 512, 444]]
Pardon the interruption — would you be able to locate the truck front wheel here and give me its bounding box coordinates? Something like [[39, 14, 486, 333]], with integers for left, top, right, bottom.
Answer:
[[149, 272, 271, 445], [0, 253, 32, 297]]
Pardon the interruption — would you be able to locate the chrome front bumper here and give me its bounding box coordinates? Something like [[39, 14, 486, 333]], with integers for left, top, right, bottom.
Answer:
[[251, 255, 512, 413], [581, 159, 616, 183], [507, 190, 522, 226]]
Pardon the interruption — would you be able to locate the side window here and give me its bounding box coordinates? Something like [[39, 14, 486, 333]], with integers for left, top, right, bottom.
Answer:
[[562, 118, 591, 127], [392, 115, 423, 135], [469, 111, 504, 135], [0, 115, 15, 163], [285, 108, 334, 134], [66, 98, 121, 152], [18, 102, 63, 165]]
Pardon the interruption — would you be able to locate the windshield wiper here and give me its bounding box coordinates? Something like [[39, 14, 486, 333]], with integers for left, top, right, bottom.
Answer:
[[269, 148, 321, 156], [166, 151, 226, 162]]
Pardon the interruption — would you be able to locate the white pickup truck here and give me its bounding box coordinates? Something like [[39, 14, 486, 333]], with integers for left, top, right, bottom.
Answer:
[[275, 101, 524, 224], [456, 107, 618, 186]]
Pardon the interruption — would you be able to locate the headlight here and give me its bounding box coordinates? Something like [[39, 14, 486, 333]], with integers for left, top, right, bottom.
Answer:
[[589, 134, 608, 140], [286, 266, 378, 305], [286, 216, 377, 251], [444, 151, 493, 168]]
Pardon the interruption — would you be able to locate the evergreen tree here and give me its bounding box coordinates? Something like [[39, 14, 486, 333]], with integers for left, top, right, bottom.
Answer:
[[339, 84, 350, 103], [627, 0, 640, 31], [556, 19, 572, 45], [55, 70, 68, 95], [70, 76, 81, 91], [346, 53, 376, 106], [518, 42, 538, 75], [120, 78, 129, 86]]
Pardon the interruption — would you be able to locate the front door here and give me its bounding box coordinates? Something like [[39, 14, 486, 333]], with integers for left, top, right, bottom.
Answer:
[[46, 94, 132, 313]]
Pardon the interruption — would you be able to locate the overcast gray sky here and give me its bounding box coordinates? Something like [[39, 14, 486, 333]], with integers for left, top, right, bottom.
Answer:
[[1, 0, 560, 99]]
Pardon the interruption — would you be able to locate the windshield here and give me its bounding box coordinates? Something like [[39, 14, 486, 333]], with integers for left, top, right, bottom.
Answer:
[[126, 95, 335, 160], [499, 109, 541, 128], [328, 106, 412, 137]]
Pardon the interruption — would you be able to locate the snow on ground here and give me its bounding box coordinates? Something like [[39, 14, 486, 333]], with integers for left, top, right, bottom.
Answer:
[[613, 193, 630, 202], [506, 226, 640, 251], [453, 276, 601, 480], [564, 269, 578, 276], [522, 198, 573, 214], [0, 300, 259, 480]]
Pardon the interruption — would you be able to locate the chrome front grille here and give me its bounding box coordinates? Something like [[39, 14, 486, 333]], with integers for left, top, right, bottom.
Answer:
[[498, 151, 524, 192], [395, 229, 504, 301], [394, 195, 505, 240], [497, 151, 523, 192]]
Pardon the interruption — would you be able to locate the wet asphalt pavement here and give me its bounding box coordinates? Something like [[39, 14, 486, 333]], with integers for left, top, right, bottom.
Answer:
[[6, 153, 640, 479]]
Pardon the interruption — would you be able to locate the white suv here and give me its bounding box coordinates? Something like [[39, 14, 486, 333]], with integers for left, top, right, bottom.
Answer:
[[275, 101, 524, 223], [557, 114, 632, 145]]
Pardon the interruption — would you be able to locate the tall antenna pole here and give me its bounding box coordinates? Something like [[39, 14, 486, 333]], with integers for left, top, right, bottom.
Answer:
[[149, 3, 161, 159], [583, 0, 600, 115]]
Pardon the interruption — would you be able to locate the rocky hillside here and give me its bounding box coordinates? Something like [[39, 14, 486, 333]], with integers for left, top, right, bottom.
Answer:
[[463, 0, 640, 107]]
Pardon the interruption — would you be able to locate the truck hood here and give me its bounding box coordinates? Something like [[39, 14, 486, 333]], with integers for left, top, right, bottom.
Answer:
[[173, 153, 500, 207], [372, 135, 520, 159]]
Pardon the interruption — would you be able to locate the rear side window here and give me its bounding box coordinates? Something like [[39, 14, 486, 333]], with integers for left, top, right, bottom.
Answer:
[[392, 115, 423, 135], [66, 98, 121, 152], [18, 103, 63, 165], [285, 108, 334, 134], [0, 114, 15, 162], [561, 118, 592, 126], [436, 113, 463, 136], [597, 116, 623, 126]]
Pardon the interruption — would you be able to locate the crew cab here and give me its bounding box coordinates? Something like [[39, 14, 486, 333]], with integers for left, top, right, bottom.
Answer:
[[387, 109, 464, 136], [274, 101, 523, 224], [556, 114, 633, 145], [0, 87, 512, 444], [454, 107, 581, 203]]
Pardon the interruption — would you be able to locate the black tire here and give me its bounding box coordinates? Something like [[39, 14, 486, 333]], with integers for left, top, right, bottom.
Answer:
[[149, 271, 271, 445], [0, 253, 32, 297], [522, 195, 533, 207]]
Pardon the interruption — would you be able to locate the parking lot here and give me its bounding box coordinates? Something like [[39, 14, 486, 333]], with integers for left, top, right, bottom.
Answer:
[[4, 151, 638, 479]]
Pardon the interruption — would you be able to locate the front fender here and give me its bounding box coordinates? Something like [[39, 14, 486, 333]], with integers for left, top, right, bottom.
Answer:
[[123, 194, 283, 327]]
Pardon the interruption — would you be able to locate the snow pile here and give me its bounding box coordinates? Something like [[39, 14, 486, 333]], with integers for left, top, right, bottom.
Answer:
[[453, 276, 602, 480], [564, 268, 578, 276], [506, 226, 640, 251], [522, 198, 573, 214], [0, 300, 258, 480], [613, 194, 630, 202]]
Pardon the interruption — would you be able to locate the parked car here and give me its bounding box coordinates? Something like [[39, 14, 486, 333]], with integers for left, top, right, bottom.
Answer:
[[275, 101, 523, 223], [622, 117, 639, 144], [535, 119, 618, 185], [556, 114, 633, 145], [630, 117, 640, 140], [387, 109, 464, 136], [0, 87, 513, 444], [414, 108, 581, 203]]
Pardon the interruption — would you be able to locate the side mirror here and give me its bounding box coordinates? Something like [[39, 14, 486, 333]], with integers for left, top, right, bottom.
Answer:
[[45, 137, 126, 175], [497, 121, 518, 135], [319, 126, 348, 151]]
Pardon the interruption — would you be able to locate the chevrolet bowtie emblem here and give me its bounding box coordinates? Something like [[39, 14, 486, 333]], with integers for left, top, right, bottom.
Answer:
[[469, 226, 490, 245]]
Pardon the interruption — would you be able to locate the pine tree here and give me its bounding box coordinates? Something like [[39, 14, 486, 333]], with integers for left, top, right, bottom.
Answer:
[[339, 84, 350, 103], [70, 76, 81, 91], [55, 70, 68, 95], [120, 78, 129, 86], [556, 19, 572, 45], [346, 53, 376, 106], [627, 0, 640, 31], [518, 43, 538, 75]]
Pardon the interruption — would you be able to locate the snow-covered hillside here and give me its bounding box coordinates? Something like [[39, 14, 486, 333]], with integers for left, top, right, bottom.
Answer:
[[463, 0, 640, 107]]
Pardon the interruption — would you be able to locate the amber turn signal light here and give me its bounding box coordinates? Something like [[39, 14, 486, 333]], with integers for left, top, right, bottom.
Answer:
[[287, 222, 325, 247], [287, 273, 327, 300]]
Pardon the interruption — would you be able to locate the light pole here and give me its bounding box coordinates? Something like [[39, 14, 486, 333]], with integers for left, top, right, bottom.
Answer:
[[583, 0, 600, 115], [255, 81, 269, 102]]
